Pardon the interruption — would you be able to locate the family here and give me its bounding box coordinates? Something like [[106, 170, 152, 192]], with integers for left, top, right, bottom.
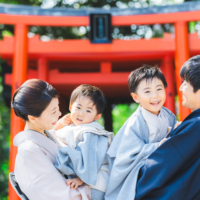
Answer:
[[10, 55, 200, 200]]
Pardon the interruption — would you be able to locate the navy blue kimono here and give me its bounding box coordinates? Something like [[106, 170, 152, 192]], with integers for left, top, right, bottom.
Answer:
[[135, 109, 200, 200]]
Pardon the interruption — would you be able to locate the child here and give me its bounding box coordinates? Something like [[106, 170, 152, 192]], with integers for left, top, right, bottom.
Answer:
[[135, 55, 200, 199], [105, 65, 178, 200], [54, 84, 114, 200]]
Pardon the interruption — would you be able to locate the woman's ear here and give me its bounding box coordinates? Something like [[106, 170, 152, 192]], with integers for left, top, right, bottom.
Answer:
[[131, 93, 140, 103], [95, 114, 102, 121], [27, 115, 37, 123]]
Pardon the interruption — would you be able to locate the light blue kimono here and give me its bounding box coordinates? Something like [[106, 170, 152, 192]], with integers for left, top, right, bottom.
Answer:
[[55, 131, 109, 200], [105, 106, 177, 200]]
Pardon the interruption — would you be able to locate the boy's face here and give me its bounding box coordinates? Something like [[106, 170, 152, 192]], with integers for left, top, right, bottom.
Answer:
[[131, 78, 166, 115], [179, 80, 200, 112], [70, 96, 101, 126]]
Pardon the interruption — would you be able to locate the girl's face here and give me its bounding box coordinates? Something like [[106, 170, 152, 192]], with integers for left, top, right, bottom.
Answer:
[[33, 98, 61, 131]]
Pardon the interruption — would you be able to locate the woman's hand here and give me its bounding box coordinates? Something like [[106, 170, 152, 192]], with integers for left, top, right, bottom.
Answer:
[[66, 177, 83, 190], [55, 114, 72, 130]]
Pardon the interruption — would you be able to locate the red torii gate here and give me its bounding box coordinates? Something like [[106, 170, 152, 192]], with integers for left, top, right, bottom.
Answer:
[[0, 2, 200, 199]]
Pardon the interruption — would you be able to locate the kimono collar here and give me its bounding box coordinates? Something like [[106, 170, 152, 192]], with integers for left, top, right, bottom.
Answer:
[[56, 121, 114, 149], [71, 121, 104, 130], [14, 130, 59, 153], [140, 106, 163, 130], [183, 108, 200, 122]]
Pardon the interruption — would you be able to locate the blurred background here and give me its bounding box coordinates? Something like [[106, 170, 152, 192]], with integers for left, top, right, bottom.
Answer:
[[0, 0, 200, 199]]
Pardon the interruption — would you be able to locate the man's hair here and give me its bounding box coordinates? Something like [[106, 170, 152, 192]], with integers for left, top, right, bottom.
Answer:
[[128, 65, 167, 93], [180, 55, 200, 93], [70, 84, 106, 114]]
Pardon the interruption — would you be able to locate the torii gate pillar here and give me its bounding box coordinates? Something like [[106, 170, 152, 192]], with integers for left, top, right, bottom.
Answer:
[[9, 24, 28, 200], [175, 21, 191, 121]]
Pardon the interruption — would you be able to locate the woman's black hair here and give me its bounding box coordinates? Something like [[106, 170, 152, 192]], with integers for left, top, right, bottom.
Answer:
[[128, 65, 167, 93], [11, 79, 59, 121], [180, 55, 200, 92]]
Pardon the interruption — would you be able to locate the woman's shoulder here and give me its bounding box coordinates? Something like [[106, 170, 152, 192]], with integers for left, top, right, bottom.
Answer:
[[17, 140, 46, 155]]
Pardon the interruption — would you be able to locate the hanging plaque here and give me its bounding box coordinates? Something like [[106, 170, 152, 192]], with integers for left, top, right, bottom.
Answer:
[[90, 13, 112, 43]]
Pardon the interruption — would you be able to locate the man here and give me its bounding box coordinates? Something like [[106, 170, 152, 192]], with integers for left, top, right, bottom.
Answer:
[[135, 55, 200, 200]]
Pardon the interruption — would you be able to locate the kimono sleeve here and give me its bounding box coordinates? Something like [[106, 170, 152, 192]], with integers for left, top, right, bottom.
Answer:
[[55, 132, 109, 185], [15, 141, 87, 200]]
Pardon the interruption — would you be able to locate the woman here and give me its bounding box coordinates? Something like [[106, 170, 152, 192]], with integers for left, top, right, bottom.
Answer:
[[11, 79, 90, 200]]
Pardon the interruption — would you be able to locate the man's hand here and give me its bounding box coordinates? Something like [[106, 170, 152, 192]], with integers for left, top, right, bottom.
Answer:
[[66, 177, 83, 190], [174, 121, 182, 129], [159, 138, 168, 147], [55, 114, 72, 130]]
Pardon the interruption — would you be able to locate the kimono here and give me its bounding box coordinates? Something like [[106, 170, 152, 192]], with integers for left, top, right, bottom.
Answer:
[[135, 108, 200, 200], [105, 106, 177, 200], [55, 121, 114, 200], [13, 130, 90, 200]]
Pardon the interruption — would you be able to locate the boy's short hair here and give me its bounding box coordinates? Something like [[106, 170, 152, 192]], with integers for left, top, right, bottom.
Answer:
[[70, 84, 106, 114], [180, 55, 200, 93], [128, 65, 167, 93]]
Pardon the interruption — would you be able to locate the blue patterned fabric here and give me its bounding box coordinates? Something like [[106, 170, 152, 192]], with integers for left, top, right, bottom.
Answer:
[[105, 107, 177, 200]]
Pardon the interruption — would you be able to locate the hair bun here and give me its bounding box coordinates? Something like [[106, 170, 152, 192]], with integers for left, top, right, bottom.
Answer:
[[11, 91, 27, 120], [11, 101, 23, 119]]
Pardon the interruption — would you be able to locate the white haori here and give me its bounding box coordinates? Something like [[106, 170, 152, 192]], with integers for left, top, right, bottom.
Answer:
[[55, 121, 114, 148], [55, 121, 114, 193]]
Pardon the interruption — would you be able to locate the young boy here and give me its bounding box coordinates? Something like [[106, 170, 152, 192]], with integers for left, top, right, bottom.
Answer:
[[135, 55, 200, 200], [105, 65, 178, 200], [54, 84, 114, 200]]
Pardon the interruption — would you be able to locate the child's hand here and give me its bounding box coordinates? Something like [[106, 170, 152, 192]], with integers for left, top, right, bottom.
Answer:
[[55, 114, 72, 130], [174, 121, 182, 129], [66, 177, 83, 190], [158, 138, 168, 146]]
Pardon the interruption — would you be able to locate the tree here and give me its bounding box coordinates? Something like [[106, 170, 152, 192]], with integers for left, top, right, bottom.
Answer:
[[0, 59, 10, 200]]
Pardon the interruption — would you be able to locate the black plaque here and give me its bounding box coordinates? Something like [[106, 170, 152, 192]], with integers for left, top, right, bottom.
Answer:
[[90, 13, 112, 43]]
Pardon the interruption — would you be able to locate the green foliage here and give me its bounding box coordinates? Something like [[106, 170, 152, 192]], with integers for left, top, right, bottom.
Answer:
[[0, 59, 10, 200], [112, 103, 139, 134], [0, 0, 180, 40]]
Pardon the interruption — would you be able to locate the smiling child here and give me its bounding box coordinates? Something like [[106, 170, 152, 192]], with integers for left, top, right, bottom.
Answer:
[[105, 65, 179, 200], [54, 84, 114, 200]]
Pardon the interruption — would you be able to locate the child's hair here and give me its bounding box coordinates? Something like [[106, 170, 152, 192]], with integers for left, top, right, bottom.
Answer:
[[180, 55, 200, 92], [128, 65, 167, 93], [69, 84, 106, 114]]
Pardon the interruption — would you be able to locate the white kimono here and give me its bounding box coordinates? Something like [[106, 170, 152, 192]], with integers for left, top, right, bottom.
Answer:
[[55, 121, 114, 193], [13, 130, 91, 200]]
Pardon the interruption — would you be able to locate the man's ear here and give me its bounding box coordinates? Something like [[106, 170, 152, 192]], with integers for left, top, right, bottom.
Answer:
[[69, 104, 72, 111], [131, 93, 140, 103], [95, 114, 102, 121], [27, 115, 37, 123]]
